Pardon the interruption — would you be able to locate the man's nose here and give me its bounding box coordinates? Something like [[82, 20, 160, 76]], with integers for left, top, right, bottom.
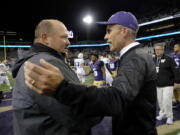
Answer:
[[104, 34, 108, 41], [66, 39, 70, 45]]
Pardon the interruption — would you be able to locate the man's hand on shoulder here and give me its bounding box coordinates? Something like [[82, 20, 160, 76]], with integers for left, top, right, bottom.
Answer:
[[24, 59, 64, 95]]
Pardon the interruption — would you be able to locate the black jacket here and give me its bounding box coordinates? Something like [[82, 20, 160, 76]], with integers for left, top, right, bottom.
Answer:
[[56, 44, 158, 135], [153, 54, 180, 87], [12, 43, 100, 135]]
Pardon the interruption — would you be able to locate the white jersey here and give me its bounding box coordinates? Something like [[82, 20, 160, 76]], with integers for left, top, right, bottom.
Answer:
[[74, 58, 84, 69], [0, 70, 6, 76], [74, 58, 86, 83], [101, 57, 110, 65], [0, 64, 6, 69], [0, 70, 11, 87], [101, 57, 113, 86], [101, 57, 110, 73]]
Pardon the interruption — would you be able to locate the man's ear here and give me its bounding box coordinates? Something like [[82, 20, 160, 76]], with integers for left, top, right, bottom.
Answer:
[[41, 33, 49, 44], [41, 33, 47, 40], [123, 27, 129, 34], [122, 28, 130, 38]]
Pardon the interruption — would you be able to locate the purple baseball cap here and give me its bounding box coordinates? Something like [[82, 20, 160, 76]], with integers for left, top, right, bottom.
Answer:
[[97, 11, 138, 31]]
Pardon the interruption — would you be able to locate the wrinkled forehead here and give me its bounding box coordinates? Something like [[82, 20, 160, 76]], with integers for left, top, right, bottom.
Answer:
[[60, 23, 68, 31], [54, 22, 68, 35], [56, 22, 67, 30], [61, 26, 69, 35]]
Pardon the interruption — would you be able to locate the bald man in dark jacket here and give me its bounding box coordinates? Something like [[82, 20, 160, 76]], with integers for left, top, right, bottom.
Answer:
[[12, 19, 100, 135]]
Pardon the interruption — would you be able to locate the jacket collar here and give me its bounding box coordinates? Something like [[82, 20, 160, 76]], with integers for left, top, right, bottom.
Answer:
[[116, 43, 142, 74], [119, 42, 140, 59], [32, 42, 65, 60], [12, 43, 65, 78], [119, 43, 141, 62]]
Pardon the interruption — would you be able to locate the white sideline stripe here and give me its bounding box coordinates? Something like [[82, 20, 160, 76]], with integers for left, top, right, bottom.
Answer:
[[0, 106, 12, 113]]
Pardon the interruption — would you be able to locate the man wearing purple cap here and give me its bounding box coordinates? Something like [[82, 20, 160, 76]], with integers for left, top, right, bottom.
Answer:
[[24, 11, 157, 135]]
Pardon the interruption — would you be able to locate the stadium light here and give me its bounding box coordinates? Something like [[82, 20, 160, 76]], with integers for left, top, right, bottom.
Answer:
[[83, 15, 94, 40], [83, 15, 93, 25]]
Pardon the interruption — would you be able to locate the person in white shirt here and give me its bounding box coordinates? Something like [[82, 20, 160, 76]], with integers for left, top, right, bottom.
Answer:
[[100, 54, 113, 86], [0, 64, 12, 89], [74, 53, 86, 83]]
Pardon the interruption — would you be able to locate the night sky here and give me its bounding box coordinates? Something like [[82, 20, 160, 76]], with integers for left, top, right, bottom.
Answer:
[[0, 0, 179, 42]]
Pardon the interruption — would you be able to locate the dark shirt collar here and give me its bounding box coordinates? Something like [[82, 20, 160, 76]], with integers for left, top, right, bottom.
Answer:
[[156, 54, 165, 59]]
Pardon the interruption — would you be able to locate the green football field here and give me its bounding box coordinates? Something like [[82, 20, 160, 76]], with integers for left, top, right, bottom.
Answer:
[[84, 66, 94, 85], [0, 72, 14, 92], [166, 129, 180, 135]]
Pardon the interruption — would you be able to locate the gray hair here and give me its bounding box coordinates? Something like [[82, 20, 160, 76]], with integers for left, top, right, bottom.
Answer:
[[128, 28, 138, 40], [117, 25, 138, 40]]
